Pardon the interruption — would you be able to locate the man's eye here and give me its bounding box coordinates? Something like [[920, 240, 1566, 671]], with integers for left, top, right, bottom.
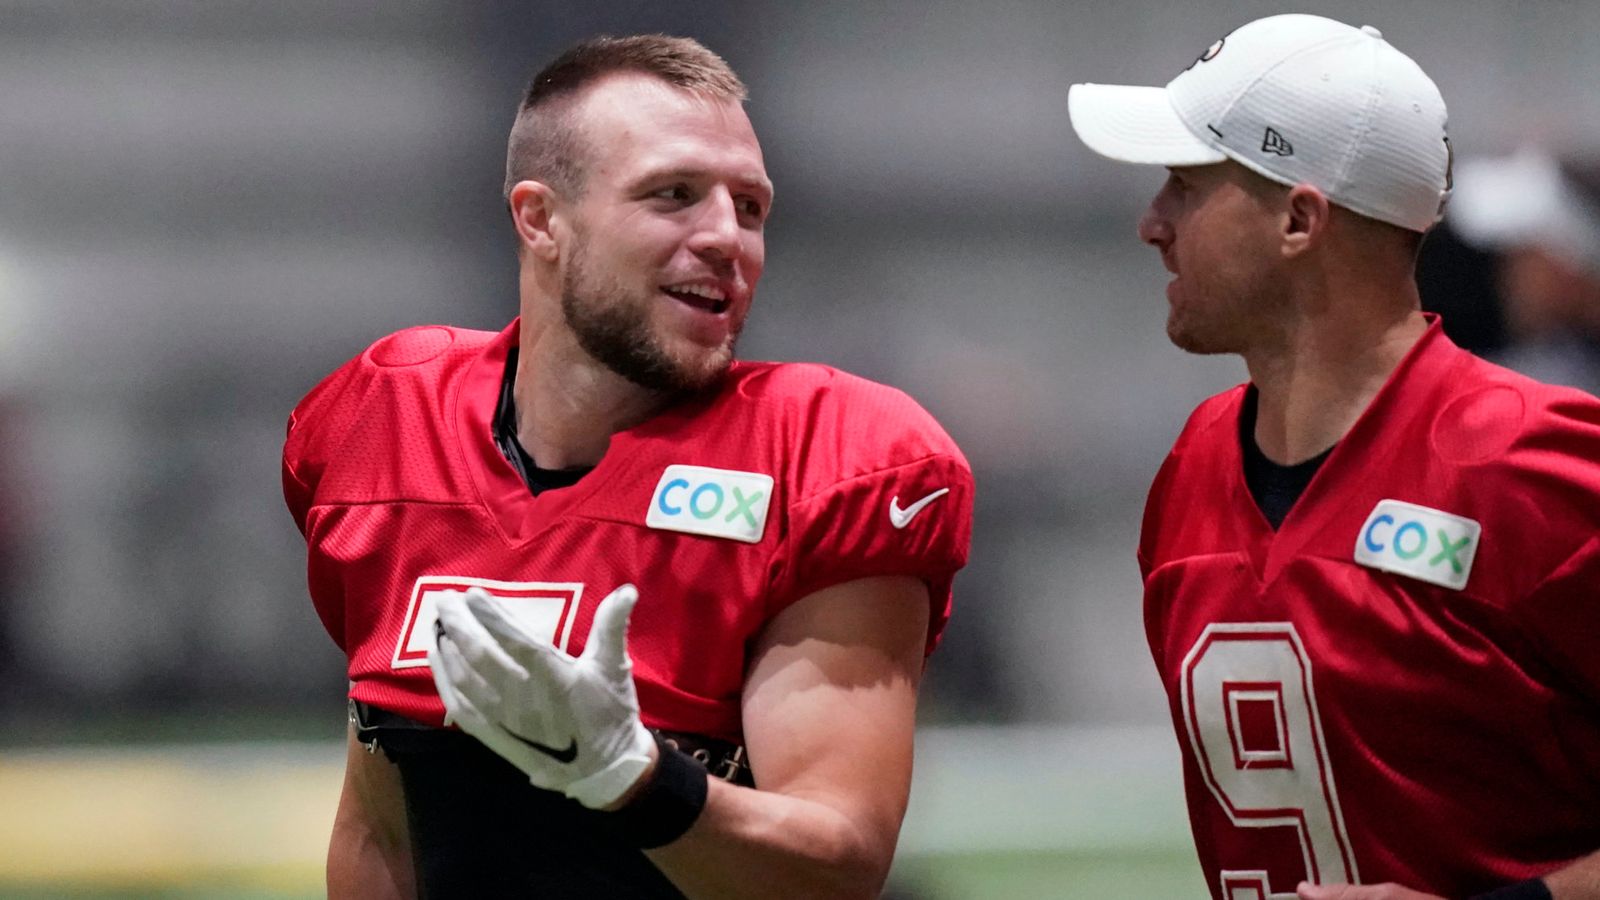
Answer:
[[737, 198, 765, 220], [655, 184, 692, 203]]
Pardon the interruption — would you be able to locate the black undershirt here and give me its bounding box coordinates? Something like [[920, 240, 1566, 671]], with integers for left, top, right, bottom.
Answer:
[[493, 345, 593, 495], [1239, 386, 1334, 530]]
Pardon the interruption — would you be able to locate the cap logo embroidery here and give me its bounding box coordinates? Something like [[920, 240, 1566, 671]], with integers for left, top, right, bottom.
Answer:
[[1262, 127, 1294, 156]]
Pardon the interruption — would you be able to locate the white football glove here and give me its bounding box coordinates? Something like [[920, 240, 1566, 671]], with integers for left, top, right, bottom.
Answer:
[[428, 584, 657, 809]]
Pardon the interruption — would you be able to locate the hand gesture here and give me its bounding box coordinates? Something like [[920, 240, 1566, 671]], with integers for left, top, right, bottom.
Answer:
[[429, 584, 657, 809]]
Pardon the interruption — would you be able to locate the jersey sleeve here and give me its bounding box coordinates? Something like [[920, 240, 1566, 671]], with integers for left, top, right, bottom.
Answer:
[[1137, 451, 1178, 582], [282, 325, 460, 533], [1500, 388, 1600, 706], [281, 351, 368, 536], [1517, 536, 1600, 707], [282, 351, 375, 653], [765, 376, 974, 654], [1137, 387, 1241, 583]]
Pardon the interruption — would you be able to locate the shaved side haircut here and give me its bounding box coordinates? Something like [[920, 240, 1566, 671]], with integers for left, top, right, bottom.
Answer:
[[503, 35, 748, 202]]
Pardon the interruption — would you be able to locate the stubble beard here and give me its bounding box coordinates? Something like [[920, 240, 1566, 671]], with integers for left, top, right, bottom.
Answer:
[[1166, 307, 1237, 355], [1165, 267, 1280, 357], [560, 240, 739, 396]]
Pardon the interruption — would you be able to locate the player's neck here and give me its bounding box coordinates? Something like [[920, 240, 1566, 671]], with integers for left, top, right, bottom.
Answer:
[[1243, 299, 1426, 466], [511, 314, 669, 470]]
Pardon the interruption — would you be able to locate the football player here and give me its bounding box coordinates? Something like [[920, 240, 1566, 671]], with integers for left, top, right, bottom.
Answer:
[[283, 35, 973, 898], [1068, 14, 1600, 900]]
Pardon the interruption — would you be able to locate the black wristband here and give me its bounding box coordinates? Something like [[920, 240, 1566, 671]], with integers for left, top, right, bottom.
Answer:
[[603, 738, 709, 849], [1470, 879, 1553, 900]]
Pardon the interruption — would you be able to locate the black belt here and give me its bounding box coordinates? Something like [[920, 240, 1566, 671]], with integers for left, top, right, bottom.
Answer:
[[350, 699, 754, 788]]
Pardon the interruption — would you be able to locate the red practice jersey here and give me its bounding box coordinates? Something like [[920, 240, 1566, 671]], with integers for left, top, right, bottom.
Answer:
[[284, 320, 973, 742], [1140, 320, 1600, 899]]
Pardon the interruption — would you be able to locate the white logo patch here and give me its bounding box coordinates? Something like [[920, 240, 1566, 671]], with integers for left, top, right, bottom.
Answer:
[[1353, 499, 1480, 591], [889, 488, 949, 529], [392, 577, 583, 670], [645, 465, 773, 544]]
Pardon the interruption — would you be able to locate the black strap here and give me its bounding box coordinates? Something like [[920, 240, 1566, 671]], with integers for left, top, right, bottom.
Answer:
[[352, 700, 754, 787], [1470, 879, 1553, 900], [491, 345, 592, 495], [601, 737, 710, 848]]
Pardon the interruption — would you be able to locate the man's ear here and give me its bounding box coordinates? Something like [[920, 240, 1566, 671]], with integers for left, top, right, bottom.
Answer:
[[1282, 183, 1331, 259], [509, 180, 564, 263]]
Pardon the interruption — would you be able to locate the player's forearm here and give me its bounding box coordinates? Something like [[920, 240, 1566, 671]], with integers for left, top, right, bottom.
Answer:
[[646, 779, 897, 900], [328, 728, 414, 899], [326, 819, 414, 900], [1545, 849, 1600, 899]]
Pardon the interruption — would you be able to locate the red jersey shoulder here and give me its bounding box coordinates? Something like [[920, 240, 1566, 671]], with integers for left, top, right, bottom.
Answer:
[[1435, 353, 1600, 487], [723, 360, 970, 475], [1140, 384, 1246, 575], [282, 325, 495, 531], [1424, 355, 1600, 599], [581, 360, 973, 530], [1158, 384, 1244, 472], [708, 361, 974, 644]]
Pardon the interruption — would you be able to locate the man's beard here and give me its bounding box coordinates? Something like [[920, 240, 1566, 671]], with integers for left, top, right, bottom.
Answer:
[[1164, 267, 1284, 357], [1166, 309, 1240, 355], [560, 243, 739, 396]]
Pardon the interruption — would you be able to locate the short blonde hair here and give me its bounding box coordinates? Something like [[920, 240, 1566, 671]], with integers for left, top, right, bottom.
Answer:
[[503, 35, 747, 201]]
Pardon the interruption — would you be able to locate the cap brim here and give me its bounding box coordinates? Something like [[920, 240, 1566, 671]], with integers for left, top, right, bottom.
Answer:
[[1068, 83, 1226, 166]]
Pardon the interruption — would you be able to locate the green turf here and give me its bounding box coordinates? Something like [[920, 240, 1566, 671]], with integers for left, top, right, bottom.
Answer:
[[893, 848, 1207, 899], [0, 886, 314, 900], [0, 849, 1205, 899]]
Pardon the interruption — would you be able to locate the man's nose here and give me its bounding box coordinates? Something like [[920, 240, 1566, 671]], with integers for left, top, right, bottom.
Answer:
[[688, 188, 742, 261], [1137, 205, 1172, 249]]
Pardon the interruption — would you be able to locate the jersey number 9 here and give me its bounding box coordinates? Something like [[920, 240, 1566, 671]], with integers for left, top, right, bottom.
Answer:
[[1180, 623, 1360, 900]]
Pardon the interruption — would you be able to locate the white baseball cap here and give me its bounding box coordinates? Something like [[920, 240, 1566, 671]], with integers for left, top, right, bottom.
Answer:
[[1068, 14, 1452, 232]]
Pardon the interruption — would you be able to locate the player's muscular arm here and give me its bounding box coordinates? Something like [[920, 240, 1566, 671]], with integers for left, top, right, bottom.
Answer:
[[328, 726, 414, 900], [1545, 851, 1600, 898], [644, 575, 929, 900]]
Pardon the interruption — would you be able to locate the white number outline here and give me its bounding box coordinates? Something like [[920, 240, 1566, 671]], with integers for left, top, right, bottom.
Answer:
[[392, 576, 584, 670], [1180, 622, 1360, 898]]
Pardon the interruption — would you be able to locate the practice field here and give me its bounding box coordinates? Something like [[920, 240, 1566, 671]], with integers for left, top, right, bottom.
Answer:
[[0, 725, 1204, 899]]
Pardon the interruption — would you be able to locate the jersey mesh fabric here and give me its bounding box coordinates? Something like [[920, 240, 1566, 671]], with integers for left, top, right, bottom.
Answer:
[[1138, 318, 1600, 897], [285, 319, 974, 739], [286, 321, 973, 894]]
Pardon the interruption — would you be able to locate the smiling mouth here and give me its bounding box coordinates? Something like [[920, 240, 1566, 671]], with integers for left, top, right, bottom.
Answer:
[[661, 284, 731, 315]]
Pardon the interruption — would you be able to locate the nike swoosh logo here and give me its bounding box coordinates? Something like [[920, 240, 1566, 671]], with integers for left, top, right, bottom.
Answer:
[[507, 730, 578, 764], [889, 488, 950, 529]]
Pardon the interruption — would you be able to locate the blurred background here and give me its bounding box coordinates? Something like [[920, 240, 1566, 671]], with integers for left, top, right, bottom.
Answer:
[[2, 0, 1597, 896]]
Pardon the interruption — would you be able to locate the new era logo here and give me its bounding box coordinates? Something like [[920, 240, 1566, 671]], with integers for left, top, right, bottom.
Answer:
[[1262, 127, 1293, 156]]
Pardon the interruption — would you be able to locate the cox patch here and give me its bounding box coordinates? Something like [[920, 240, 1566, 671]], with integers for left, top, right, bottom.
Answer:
[[392, 577, 583, 669], [1353, 499, 1480, 591], [646, 465, 773, 544]]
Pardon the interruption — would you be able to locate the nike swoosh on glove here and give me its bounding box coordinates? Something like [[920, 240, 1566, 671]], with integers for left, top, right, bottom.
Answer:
[[428, 584, 657, 809]]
